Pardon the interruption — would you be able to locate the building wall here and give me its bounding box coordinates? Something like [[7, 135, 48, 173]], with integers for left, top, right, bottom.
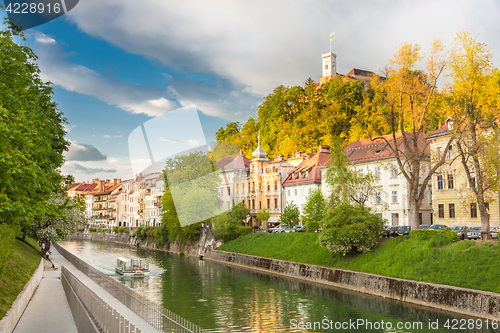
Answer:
[[429, 134, 499, 227], [284, 183, 320, 216]]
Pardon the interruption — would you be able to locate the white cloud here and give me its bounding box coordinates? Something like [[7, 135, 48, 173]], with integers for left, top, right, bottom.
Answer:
[[65, 0, 500, 97], [65, 140, 107, 161], [61, 157, 134, 181]]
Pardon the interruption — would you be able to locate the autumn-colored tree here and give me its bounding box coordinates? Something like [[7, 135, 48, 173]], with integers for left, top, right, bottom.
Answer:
[[448, 30, 500, 240], [365, 41, 452, 230]]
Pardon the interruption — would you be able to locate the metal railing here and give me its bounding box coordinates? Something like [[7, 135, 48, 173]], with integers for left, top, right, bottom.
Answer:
[[54, 242, 206, 333], [61, 266, 141, 333]]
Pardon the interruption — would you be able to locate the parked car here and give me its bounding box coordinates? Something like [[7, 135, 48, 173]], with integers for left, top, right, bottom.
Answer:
[[490, 227, 499, 239], [270, 225, 283, 233], [383, 226, 398, 238], [467, 226, 481, 240], [293, 225, 306, 232], [450, 226, 469, 240], [418, 224, 430, 229], [276, 226, 292, 233], [429, 224, 446, 230], [396, 226, 411, 236]]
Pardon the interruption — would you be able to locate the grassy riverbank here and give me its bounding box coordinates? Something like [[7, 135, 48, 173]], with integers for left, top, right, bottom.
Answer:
[[218, 233, 500, 293], [0, 238, 41, 319]]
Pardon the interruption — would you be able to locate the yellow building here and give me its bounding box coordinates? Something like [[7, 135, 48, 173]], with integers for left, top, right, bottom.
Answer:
[[427, 118, 499, 227]]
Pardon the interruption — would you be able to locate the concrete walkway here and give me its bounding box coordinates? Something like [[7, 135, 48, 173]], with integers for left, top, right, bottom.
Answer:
[[13, 259, 78, 333]]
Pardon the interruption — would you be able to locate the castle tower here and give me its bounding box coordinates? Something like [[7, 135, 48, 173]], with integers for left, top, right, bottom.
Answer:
[[320, 52, 337, 85]]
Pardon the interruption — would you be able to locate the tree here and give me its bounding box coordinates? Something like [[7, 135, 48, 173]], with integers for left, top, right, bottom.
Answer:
[[364, 40, 452, 230], [27, 192, 85, 257], [161, 150, 221, 242], [257, 208, 270, 224], [319, 204, 385, 256], [324, 140, 377, 207], [301, 188, 326, 232], [0, 21, 68, 231], [448, 30, 500, 240], [212, 202, 250, 242], [280, 202, 300, 228]]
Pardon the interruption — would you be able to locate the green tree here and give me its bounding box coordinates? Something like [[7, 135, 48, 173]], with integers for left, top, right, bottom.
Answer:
[[0, 22, 68, 231], [319, 204, 385, 256], [449, 30, 500, 240], [325, 140, 377, 207], [212, 202, 250, 242], [301, 188, 325, 232], [281, 202, 300, 228], [161, 150, 221, 242], [257, 208, 270, 224], [27, 191, 85, 257]]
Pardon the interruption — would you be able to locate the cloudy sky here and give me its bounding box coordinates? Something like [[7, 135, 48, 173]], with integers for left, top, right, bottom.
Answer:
[[2, 0, 500, 181]]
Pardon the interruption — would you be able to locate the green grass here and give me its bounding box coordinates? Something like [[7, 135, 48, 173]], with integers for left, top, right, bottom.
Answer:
[[218, 233, 500, 293], [0, 238, 42, 319]]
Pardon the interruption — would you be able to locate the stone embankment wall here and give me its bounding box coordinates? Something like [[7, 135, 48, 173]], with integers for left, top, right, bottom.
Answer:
[[203, 250, 500, 320], [67, 225, 221, 258]]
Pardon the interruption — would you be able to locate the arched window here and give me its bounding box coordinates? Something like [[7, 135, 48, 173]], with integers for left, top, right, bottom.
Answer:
[[325, 64, 329, 70]]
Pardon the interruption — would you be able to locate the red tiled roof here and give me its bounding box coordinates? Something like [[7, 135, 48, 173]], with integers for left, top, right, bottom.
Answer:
[[347, 68, 376, 77], [283, 148, 331, 187], [426, 117, 452, 139], [218, 152, 250, 171], [344, 132, 430, 164]]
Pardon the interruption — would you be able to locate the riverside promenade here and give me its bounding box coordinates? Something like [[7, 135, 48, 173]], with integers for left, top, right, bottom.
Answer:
[[12, 246, 157, 333]]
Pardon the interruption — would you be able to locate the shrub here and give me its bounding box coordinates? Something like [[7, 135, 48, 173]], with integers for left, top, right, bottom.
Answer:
[[124, 228, 130, 234], [319, 204, 385, 256], [77, 227, 84, 232], [117, 226, 125, 233], [236, 226, 253, 237], [89, 227, 97, 233], [113, 226, 119, 233], [97, 227, 103, 233], [411, 228, 458, 242]]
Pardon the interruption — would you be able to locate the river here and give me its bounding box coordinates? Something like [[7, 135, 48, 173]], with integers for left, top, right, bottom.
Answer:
[[59, 240, 496, 333]]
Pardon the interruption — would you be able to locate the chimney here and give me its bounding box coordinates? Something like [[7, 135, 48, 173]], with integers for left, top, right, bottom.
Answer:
[[100, 180, 105, 192], [113, 179, 118, 186], [320, 145, 331, 153]]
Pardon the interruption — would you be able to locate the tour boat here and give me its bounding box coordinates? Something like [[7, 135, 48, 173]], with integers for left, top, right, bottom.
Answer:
[[115, 256, 150, 276]]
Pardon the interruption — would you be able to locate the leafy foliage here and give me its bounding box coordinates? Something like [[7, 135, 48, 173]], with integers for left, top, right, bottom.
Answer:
[[319, 204, 385, 256], [0, 224, 15, 275], [411, 228, 459, 242], [324, 140, 377, 207], [301, 188, 325, 232], [215, 77, 365, 159], [257, 208, 270, 222], [280, 202, 300, 227], [212, 202, 251, 243], [0, 26, 68, 231]]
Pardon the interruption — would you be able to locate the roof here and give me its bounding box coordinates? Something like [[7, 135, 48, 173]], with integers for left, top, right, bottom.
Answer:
[[283, 146, 331, 187], [426, 117, 453, 139], [344, 132, 430, 164], [218, 152, 250, 171], [347, 68, 376, 77]]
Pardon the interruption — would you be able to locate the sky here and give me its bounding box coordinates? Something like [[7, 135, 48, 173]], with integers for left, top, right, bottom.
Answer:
[[2, 0, 500, 182]]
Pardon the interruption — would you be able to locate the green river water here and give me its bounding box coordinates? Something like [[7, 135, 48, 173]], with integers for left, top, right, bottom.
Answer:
[[59, 240, 496, 333]]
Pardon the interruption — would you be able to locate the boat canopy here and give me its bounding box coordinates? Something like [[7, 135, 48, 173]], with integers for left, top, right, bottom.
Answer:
[[116, 256, 149, 271]]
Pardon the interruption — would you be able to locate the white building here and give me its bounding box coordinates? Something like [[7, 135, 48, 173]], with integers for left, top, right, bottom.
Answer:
[[321, 134, 433, 227], [283, 145, 331, 215]]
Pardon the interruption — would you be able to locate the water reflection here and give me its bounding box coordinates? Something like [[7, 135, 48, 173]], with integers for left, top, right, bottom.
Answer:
[[60, 240, 495, 333]]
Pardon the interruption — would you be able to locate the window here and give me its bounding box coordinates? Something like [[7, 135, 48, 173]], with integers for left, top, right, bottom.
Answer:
[[447, 174, 454, 189], [267, 182, 270, 191], [436, 147, 442, 159], [274, 180, 278, 191], [438, 204, 444, 218], [437, 175, 443, 190], [485, 202, 490, 213], [470, 203, 477, 218], [267, 199, 270, 209], [259, 201, 261, 209], [227, 187, 231, 195], [325, 64, 328, 70], [252, 199, 255, 209], [391, 190, 398, 203], [419, 213, 422, 224], [469, 175, 476, 188], [390, 166, 397, 179], [446, 145, 453, 160], [274, 198, 278, 209], [391, 213, 399, 226], [375, 192, 382, 204], [294, 189, 298, 196], [287, 189, 290, 196], [449, 204, 455, 218], [236, 184, 239, 193], [375, 167, 381, 180]]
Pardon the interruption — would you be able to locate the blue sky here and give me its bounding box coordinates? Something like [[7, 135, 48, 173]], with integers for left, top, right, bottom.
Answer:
[[2, 0, 500, 181]]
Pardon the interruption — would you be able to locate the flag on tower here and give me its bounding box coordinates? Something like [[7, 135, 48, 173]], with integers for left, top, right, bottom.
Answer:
[[330, 32, 334, 40]]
